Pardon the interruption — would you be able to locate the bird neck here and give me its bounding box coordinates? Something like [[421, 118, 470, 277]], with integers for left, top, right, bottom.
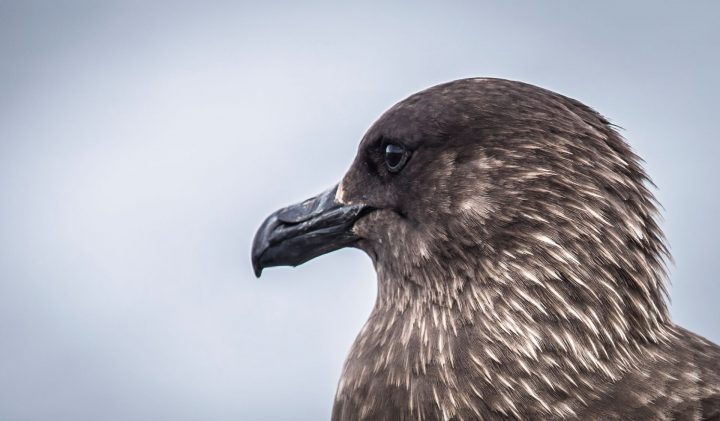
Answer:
[[371, 249, 673, 380]]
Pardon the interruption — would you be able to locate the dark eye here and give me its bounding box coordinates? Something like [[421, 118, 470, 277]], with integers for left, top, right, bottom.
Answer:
[[384, 143, 409, 173]]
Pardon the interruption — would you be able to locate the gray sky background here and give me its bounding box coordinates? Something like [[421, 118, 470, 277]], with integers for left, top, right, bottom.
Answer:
[[1, 1, 718, 420]]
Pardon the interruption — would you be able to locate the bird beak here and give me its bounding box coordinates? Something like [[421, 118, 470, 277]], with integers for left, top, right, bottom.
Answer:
[[251, 185, 370, 277]]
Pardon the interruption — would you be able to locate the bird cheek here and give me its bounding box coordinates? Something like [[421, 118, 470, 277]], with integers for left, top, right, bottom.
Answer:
[[352, 209, 399, 243], [352, 211, 381, 241]]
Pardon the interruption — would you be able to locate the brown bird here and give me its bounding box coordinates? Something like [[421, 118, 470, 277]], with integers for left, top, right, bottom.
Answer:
[[251, 78, 720, 420]]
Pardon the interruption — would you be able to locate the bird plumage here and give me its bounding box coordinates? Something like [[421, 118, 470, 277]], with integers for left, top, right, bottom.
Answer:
[[253, 78, 720, 420]]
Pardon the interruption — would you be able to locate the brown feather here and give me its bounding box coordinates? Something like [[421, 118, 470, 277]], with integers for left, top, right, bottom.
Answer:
[[328, 78, 720, 420]]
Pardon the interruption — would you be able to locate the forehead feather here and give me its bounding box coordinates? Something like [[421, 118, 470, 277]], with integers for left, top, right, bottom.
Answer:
[[361, 78, 604, 153]]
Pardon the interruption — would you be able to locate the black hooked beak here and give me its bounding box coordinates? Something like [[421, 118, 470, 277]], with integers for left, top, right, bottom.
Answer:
[[251, 185, 371, 277]]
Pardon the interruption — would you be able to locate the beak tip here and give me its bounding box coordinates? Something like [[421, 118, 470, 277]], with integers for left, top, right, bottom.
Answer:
[[251, 220, 271, 279], [251, 250, 264, 278]]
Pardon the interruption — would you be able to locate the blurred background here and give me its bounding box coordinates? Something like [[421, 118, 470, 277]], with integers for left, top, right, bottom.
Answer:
[[1, 1, 718, 420]]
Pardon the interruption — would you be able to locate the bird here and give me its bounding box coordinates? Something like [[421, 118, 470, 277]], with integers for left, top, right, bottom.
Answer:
[[251, 78, 720, 420]]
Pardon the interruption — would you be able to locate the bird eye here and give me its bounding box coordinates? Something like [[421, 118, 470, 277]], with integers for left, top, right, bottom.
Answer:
[[385, 144, 409, 173]]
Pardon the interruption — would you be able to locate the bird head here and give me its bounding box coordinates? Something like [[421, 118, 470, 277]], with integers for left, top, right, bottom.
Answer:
[[252, 78, 670, 345]]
